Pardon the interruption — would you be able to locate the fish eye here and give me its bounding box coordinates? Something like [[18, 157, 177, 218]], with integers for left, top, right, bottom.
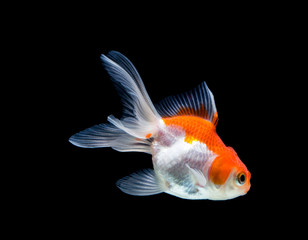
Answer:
[[236, 172, 246, 185]]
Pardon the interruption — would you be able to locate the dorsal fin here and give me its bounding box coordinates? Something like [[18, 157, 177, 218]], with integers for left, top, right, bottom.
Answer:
[[156, 82, 218, 126]]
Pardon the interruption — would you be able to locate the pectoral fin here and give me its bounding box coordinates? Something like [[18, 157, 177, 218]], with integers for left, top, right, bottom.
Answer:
[[186, 164, 207, 187]]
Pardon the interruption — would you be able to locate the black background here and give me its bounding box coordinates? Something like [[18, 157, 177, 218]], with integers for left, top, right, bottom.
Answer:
[[33, 4, 301, 238], [58, 35, 273, 233]]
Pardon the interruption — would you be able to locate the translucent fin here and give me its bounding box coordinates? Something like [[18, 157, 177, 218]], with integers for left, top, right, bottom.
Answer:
[[116, 169, 163, 196], [100, 51, 160, 139], [70, 51, 160, 153], [69, 123, 152, 153], [156, 82, 218, 126], [69, 123, 120, 148], [101, 51, 159, 122], [186, 164, 207, 187]]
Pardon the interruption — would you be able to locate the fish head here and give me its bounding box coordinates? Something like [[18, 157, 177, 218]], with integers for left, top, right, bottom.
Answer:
[[209, 147, 251, 200]]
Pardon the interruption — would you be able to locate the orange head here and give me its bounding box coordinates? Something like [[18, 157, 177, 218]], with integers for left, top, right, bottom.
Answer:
[[208, 147, 251, 199]]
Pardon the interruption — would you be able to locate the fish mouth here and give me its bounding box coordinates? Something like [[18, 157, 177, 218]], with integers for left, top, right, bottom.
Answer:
[[243, 183, 251, 194]]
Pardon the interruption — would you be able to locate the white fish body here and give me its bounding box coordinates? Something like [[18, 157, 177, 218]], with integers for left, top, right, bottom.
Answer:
[[152, 122, 217, 199]]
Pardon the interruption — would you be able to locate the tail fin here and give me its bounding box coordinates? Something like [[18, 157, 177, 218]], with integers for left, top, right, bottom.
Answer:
[[69, 51, 160, 153]]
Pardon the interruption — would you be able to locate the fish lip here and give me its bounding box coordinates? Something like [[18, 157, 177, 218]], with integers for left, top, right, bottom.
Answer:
[[243, 183, 251, 194]]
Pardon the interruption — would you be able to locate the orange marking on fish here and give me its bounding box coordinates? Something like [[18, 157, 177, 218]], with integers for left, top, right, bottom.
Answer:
[[175, 105, 218, 127], [209, 154, 234, 185], [213, 112, 218, 127], [162, 116, 225, 154], [209, 147, 250, 185], [176, 103, 208, 119], [145, 133, 152, 138]]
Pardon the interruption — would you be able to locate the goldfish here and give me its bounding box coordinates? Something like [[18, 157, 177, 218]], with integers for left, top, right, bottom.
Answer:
[[69, 51, 251, 200]]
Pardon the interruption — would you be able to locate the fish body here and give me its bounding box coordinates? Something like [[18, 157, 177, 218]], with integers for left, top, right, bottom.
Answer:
[[69, 51, 251, 200]]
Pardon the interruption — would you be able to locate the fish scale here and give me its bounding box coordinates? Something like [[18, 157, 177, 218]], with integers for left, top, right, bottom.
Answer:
[[162, 115, 226, 154]]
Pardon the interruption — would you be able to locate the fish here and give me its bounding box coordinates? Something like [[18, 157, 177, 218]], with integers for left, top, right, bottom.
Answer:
[[69, 51, 251, 200]]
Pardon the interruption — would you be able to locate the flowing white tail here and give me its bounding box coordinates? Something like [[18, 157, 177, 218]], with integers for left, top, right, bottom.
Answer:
[[69, 51, 161, 154]]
